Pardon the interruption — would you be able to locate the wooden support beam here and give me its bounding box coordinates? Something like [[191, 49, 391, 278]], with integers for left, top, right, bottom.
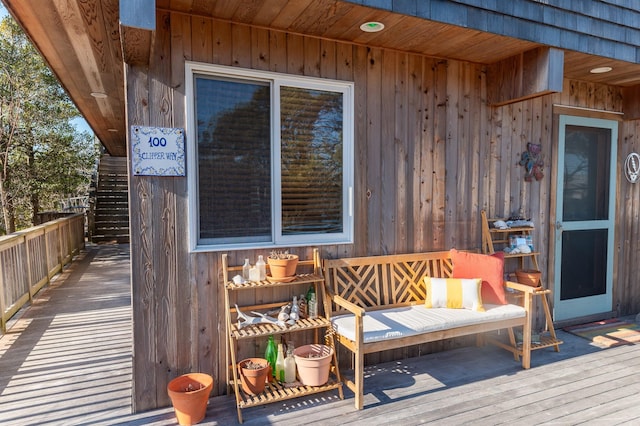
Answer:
[[120, 26, 153, 66], [623, 85, 640, 120], [119, 0, 154, 66], [487, 47, 564, 106]]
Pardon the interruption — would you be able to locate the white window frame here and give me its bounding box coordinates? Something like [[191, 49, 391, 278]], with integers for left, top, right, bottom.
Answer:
[[185, 62, 354, 252]]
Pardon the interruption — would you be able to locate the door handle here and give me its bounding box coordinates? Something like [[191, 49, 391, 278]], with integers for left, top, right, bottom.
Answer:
[[556, 221, 563, 231]]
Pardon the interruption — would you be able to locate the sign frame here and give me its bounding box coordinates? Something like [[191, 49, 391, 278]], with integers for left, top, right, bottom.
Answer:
[[131, 126, 185, 176]]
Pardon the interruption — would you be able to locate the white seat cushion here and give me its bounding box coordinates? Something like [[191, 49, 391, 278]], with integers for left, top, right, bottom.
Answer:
[[331, 304, 526, 344]]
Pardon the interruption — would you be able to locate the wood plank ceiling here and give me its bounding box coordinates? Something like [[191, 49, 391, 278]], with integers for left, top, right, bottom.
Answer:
[[3, 0, 640, 156]]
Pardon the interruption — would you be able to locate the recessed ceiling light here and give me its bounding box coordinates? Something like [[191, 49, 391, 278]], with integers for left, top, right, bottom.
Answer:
[[360, 22, 384, 33], [107, 128, 118, 132], [90, 92, 108, 98], [590, 66, 613, 74]]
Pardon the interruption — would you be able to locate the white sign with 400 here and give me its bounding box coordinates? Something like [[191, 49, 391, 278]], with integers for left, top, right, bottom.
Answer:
[[131, 126, 185, 176]]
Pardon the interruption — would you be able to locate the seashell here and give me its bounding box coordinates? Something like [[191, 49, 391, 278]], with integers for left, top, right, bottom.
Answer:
[[517, 244, 531, 254], [493, 220, 508, 229], [278, 311, 289, 321]]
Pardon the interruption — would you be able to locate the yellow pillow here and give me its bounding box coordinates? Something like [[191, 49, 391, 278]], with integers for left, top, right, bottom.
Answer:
[[424, 277, 485, 312]]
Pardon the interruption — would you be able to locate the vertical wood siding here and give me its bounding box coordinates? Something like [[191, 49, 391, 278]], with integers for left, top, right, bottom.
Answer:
[[128, 11, 636, 411]]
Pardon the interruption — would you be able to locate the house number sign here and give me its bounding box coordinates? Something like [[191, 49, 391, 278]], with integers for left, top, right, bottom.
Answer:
[[131, 126, 185, 176]]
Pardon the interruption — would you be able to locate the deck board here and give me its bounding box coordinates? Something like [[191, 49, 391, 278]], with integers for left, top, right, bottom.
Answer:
[[1, 243, 640, 425]]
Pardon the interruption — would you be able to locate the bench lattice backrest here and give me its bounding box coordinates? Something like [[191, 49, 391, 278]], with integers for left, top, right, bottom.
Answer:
[[323, 251, 453, 311]]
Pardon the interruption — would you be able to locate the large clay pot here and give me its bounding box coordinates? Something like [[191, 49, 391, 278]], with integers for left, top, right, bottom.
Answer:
[[267, 255, 299, 279], [238, 358, 270, 395], [167, 373, 213, 426], [515, 269, 542, 288], [293, 344, 333, 386]]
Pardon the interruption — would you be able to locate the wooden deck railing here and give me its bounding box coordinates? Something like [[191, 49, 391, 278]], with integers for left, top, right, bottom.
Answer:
[[0, 213, 85, 334]]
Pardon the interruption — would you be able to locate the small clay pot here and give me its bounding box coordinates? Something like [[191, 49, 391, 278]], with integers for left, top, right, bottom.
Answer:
[[167, 373, 213, 426], [267, 255, 299, 279], [238, 358, 270, 395]]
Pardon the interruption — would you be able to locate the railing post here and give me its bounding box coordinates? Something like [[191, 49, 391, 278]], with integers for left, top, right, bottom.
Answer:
[[22, 235, 35, 300], [44, 223, 52, 280], [57, 220, 63, 267], [0, 258, 6, 334]]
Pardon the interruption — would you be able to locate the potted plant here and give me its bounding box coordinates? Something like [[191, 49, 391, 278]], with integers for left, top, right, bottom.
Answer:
[[293, 344, 334, 386], [267, 250, 299, 280], [167, 372, 213, 426], [238, 358, 270, 395]]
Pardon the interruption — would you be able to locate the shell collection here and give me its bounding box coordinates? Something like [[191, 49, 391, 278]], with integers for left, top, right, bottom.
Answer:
[[236, 295, 308, 329]]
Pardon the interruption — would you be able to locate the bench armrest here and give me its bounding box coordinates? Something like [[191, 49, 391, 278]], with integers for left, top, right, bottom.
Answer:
[[331, 294, 366, 317], [505, 280, 537, 293]]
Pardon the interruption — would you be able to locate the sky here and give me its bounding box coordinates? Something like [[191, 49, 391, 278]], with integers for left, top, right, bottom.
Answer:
[[0, 3, 94, 136]]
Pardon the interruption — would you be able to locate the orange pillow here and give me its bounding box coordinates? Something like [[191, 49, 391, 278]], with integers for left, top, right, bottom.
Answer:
[[450, 249, 507, 305]]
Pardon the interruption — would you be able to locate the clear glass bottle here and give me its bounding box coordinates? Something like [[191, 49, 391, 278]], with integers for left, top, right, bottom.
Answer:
[[307, 285, 317, 319], [284, 343, 296, 383], [256, 255, 266, 281], [290, 296, 299, 321], [275, 343, 286, 382], [242, 258, 251, 280], [265, 335, 277, 378]]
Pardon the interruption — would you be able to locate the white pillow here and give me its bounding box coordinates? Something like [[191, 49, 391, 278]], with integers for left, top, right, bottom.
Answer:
[[424, 277, 485, 312]]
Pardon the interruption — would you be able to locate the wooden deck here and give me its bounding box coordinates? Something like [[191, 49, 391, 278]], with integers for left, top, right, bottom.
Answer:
[[1, 244, 640, 425]]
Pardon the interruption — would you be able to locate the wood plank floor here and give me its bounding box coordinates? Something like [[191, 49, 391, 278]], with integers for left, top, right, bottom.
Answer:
[[1, 244, 640, 425]]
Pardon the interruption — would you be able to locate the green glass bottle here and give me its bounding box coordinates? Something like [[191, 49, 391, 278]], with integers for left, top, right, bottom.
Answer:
[[265, 335, 277, 378]]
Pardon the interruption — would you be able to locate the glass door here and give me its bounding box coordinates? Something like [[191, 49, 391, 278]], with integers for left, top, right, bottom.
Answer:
[[553, 115, 617, 321]]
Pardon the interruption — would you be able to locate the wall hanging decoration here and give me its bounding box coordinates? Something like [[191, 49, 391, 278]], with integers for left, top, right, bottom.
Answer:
[[625, 152, 640, 183], [519, 142, 544, 182]]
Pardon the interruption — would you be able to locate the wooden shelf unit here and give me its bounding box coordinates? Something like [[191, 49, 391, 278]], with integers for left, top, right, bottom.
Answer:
[[481, 209, 540, 273], [222, 250, 343, 423], [480, 210, 562, 355]]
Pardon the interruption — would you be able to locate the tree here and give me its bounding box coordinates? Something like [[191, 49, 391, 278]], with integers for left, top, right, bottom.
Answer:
[[0, 15, 98, 233]]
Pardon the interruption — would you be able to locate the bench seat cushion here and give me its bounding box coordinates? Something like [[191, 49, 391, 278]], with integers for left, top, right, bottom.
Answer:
[[331, 304, 526, 344]]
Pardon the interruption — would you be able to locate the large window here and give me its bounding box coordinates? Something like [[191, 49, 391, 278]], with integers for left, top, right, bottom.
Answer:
[[186, 63, 354, 251]]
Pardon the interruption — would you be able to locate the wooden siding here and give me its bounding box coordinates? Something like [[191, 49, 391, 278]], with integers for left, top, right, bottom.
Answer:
[[617, 118, 640, 317], [127, 11, 638, 411]]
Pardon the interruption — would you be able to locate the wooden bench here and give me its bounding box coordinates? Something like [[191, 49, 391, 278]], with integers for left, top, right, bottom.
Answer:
[[322, 250, 539, 410]]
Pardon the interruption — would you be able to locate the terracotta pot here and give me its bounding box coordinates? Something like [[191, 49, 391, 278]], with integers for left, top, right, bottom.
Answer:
[[515, 269, 542, 288], [167, 373, 213, 426], [293, 344, 333, 386], [238, 358, 270, 395], [267, 255, 299, 279]]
